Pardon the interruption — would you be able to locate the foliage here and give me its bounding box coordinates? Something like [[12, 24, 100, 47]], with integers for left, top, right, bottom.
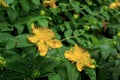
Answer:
[[0, 0, 120, 80]]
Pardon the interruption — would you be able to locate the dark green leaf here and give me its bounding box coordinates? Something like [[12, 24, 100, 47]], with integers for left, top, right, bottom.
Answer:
[[85, 68, 96, 80], [7, 8, 17, 23], [66, 61, 80, 80], [20, 0, 30, 12], [15, 24, 24, 34], [0, 33, 13, 43], [100, 43, 111, 60], [31, 0, 40, 6], [6, 0, 14, 4], [38, 18, 48, 27], [69, 0, 80, 13], [48, 73, 62, 80], [6, 34, 33, 49]]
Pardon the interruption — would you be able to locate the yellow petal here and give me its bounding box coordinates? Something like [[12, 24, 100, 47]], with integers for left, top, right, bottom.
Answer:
[[50, 0, 57, 8], [0, 0, 9, 7], [43, 1, 50, 7], [74, 44, 83, 59], [85, 59, 95, 68], [37, 40, 48, 56], [31, 24, 41, 38], [43, 0, 57, 8], [27, 36, 39, 43], [76, 62, 84, 72], [64, 50, 76, 62], [109, 3, 117, 9], [46, 39, 62, 48]]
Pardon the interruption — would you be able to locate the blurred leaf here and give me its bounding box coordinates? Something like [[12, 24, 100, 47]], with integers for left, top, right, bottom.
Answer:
[[0, 10, 4, 21], [50, 8, 60, 15], [81, 5, 93, 15], [56, 67, 68, 80], [64, 30, 75, 45], [48, 73, 62, 80], [20, 0, 30, 12], [97, 69, 108, 80], [7, 8, 17, 23], [31, 0, 40, 6], [38, 18, 48, 27], [64, 21, 71, 30], [3, 50, 27, 73], [116, 42, 120, 52], [85, 68, 96, 80], [0, 33, 13, 43], [14, 24, 24, 34], [6, 0, 14, 4], [59, 3, 67, 12], [69, 0, 80, 13], [90, 36, 99, 44], [100, 43, 111, 60], [6, 34, 33, 49], [66, 61, 80, 80]]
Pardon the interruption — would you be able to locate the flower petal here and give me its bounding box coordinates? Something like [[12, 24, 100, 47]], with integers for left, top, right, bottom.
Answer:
[[64, 49, 76, 62], [76, 62, 84, 72], [27, 36, 39, 43], [37, 40, 48, 56], [46, 39, 62, 48]]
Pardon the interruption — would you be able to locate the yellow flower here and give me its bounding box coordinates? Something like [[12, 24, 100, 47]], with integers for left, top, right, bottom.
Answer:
[[43, 0, 57, 8], [109, 0, 120, 9], [109, 2, 117, 9], [64, 44, 95, 72], [27, 24, 62, 56], [0, 0, 9, 7]]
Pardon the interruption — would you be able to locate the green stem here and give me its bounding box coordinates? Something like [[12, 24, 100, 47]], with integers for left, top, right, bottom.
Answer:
[[60, 34, 83, 41], [46, 55, 66, 61]]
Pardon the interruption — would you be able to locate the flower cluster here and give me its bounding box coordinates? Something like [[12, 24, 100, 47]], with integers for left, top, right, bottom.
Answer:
[[28, 24, 96, 71]]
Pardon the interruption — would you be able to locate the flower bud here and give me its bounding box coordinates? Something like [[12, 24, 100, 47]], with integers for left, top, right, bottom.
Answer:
[[40, 10, 45, 16], [31, 70, 41, 78], [84, 25, 90, 31], [0, 56, 5, 68], [73, 14, 79, 19]]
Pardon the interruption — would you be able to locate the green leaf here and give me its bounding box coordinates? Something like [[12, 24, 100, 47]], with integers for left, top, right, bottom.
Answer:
[[59, 3, 67, 12], [31, 0, 40, 6], [20, 0, 30, 12], [66, 61, 80, 80], [81, 5, 93, 15], [116, 42, 120, 52], [56, 67, 68, 80], [7, 8, 17, 23], [85, 68, 96, 80], [100, 43, 111, 60], [73, 30, 79, 36], [64, 22, 71, 30], [64, 30, 75, 45], [48, 73, 62, 80], [90, 36, 99, 44], [50, 8, 60, 15], [38, 18, 48, 27], [5, 0, 14, 4], [0, 33, 13, 43], [0, 10, 4, 21], [69, 0, 80, 13], [15, 24, 24, 34], [3, 50, 27, 73], [0, 22, 13, 32], [6, 34, 33, 49]]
